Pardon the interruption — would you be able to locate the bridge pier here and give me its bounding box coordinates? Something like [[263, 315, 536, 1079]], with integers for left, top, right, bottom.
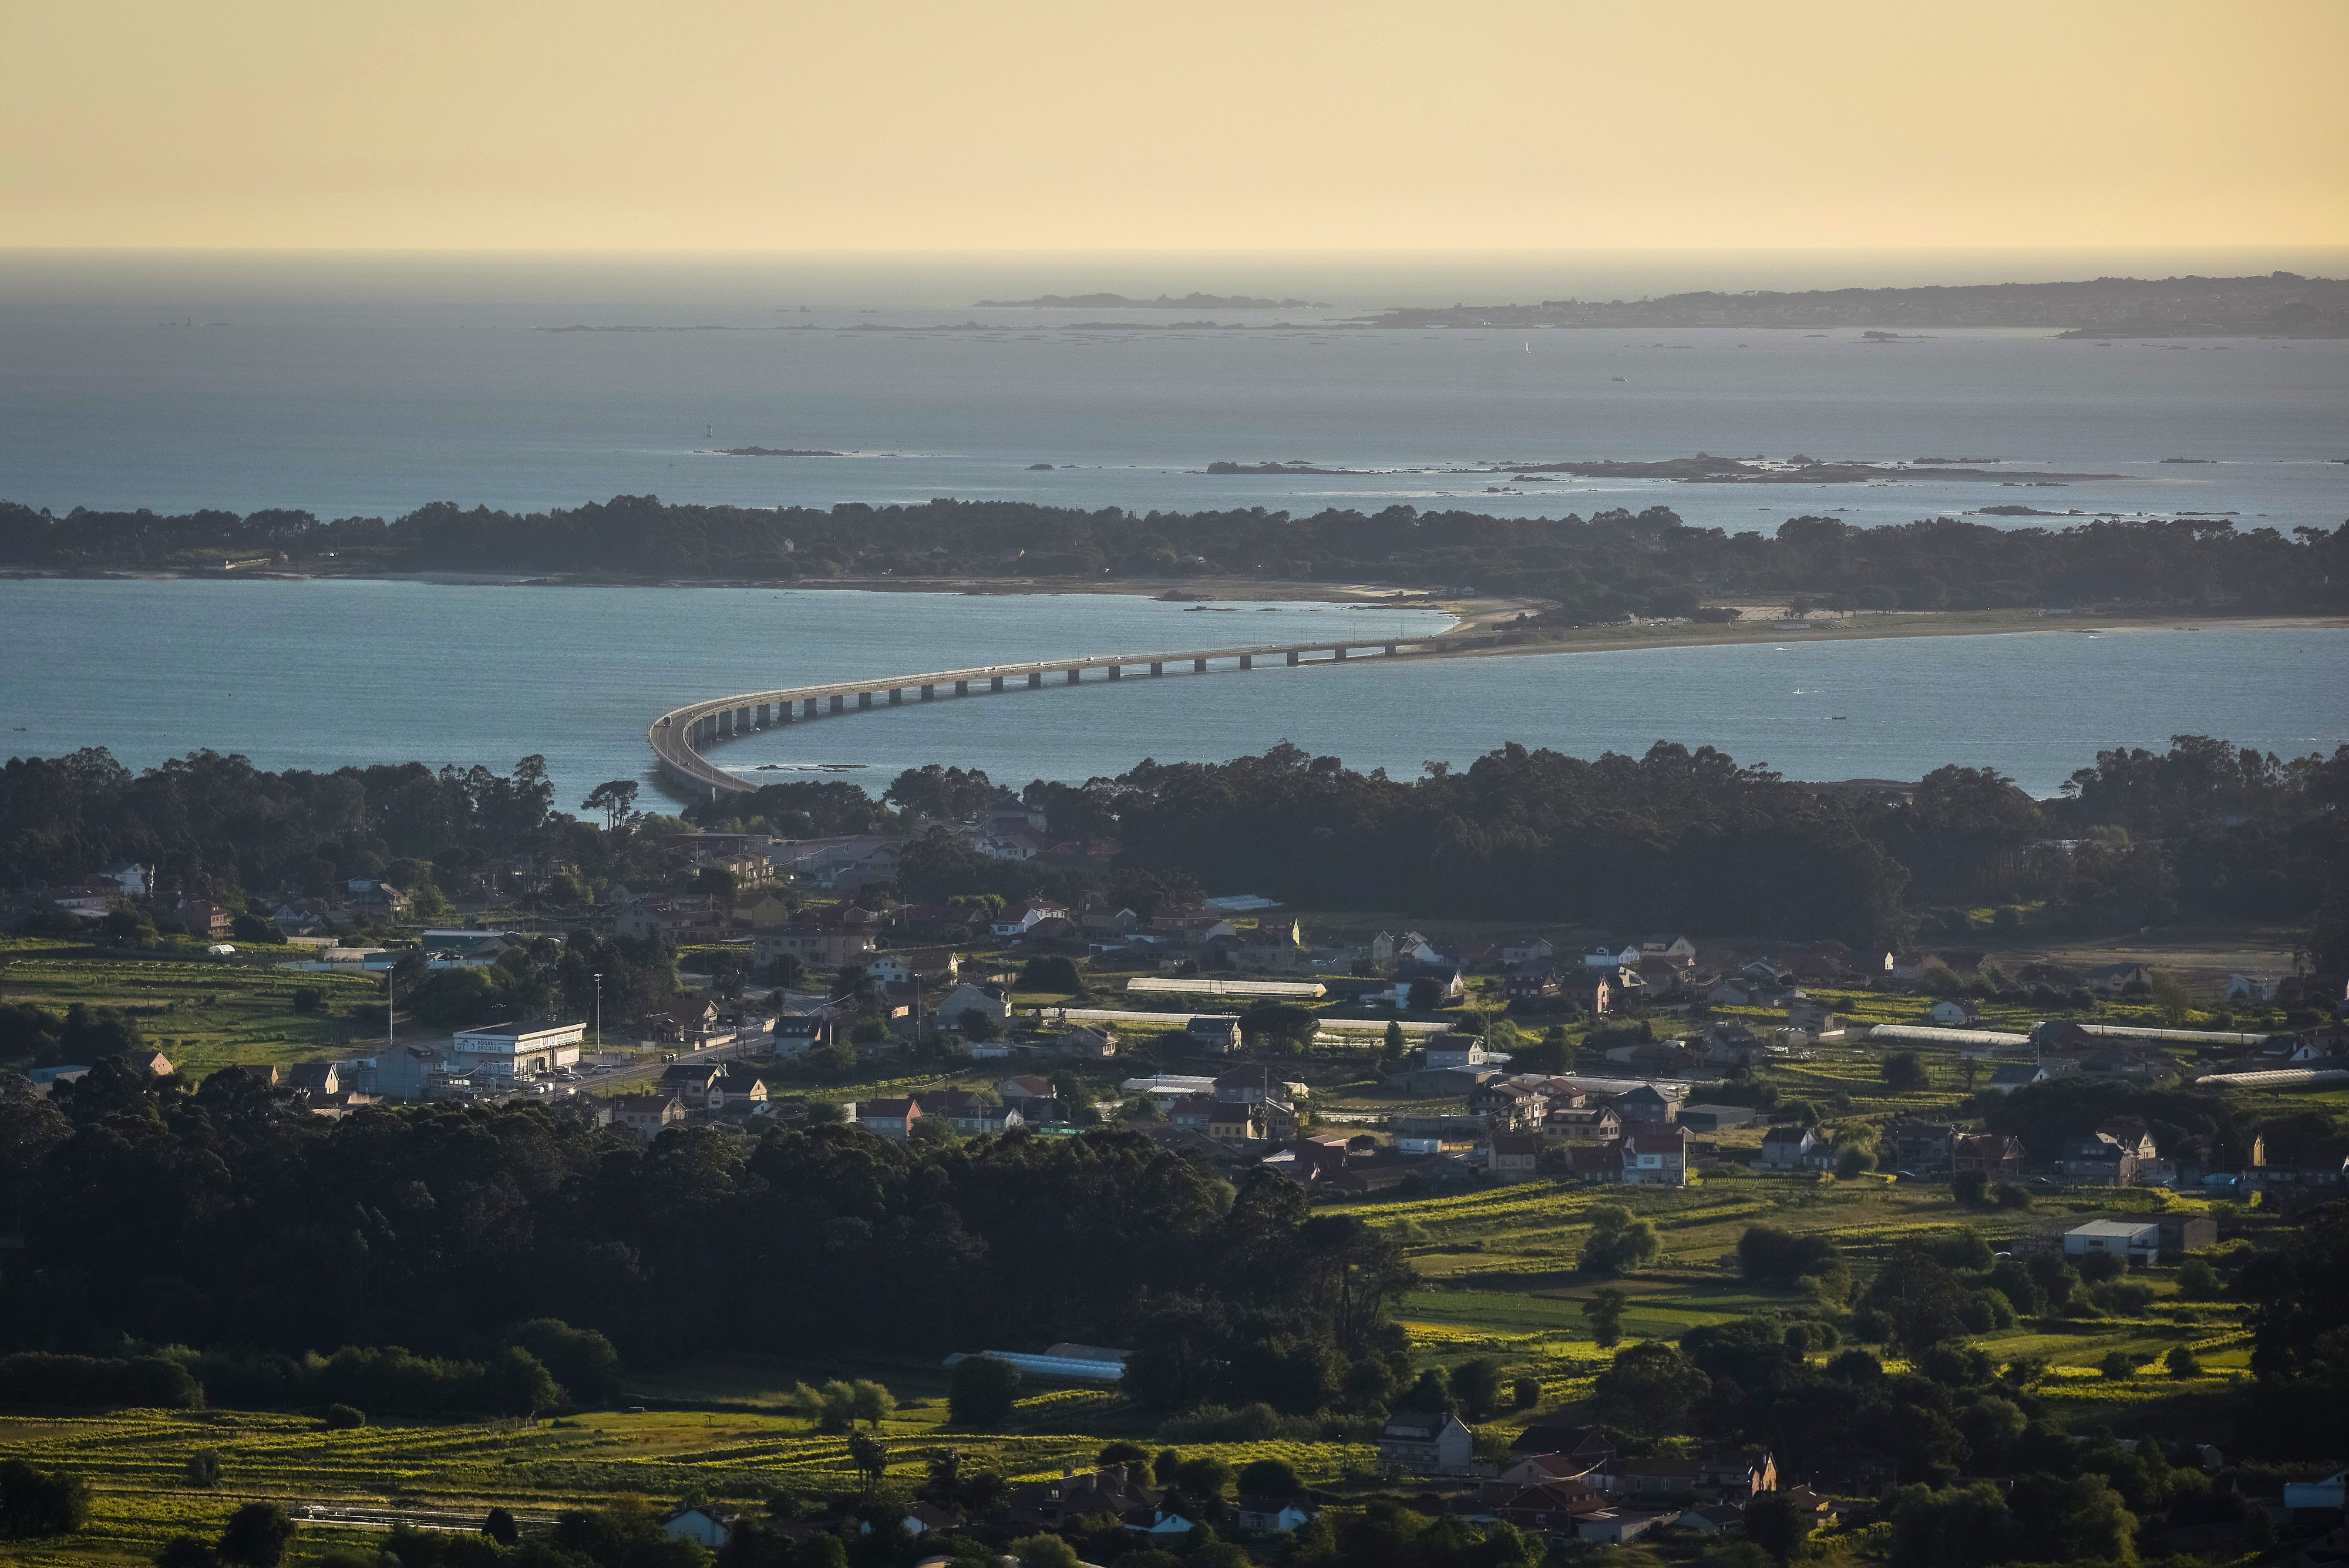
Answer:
[[857, 692, 873, 709], [805, 697, 820, 719], [1194, 657, 1207, 672], [990, 675, 1004, 692], [1333, 647, 1348, 661], [1066, 669, 1081, 685], [921, 684, 935, 700], [1106, 665, 1121, 681], [888, 688, 903, 705], [1028, 672, 1043, 688], [954, 680, 968, 696], [1432, 639, 1448, 652], [778, 703, 793, 724], [1150, 661, 1163, 675], [1240, 655, 1252, 669], [830, 695, 844, 714], [1285, 651, 1300, 666], [1385, 643, 1398, 655]]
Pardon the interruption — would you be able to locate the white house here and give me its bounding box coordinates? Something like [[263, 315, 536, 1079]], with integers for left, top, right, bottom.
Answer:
[[937, 982, 1011, 1024], [1620, 1126, 1690, 1186], [1928, 1000, 1981, 1027], [97, 862, 152, 898], [1425, 1034, 1503, 1069], [2284, 1470, 2349, 1510], [449, 1021, 584, 1078], [1235, 1496, 1319, 1534], [1760, 1125, 1821, 1170], [2224, 974, 2278, 1004], [661, 1508, 745, 1548], [989, 898, 1069, 938], [1640, 934, 1697, 965], [1586, 944, 1642, 970]]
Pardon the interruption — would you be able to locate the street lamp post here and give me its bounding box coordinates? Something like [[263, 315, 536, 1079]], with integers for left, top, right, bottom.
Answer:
[[593, 972, 603, 1058]]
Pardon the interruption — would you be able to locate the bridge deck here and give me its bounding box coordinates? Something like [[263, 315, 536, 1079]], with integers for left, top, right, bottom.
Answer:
[[647, 631, 1507, 798]]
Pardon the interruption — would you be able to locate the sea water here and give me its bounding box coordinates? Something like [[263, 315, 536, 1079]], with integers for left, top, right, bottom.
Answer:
[[1, 251, 2344, 534], [1, 578, 2339, 806]]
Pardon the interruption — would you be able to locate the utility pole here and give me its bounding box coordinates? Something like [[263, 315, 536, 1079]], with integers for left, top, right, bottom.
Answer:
[[593, 972, 603, 1058]]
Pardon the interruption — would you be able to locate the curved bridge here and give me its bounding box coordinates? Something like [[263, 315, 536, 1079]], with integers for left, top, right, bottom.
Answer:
[[649, 630, 1512, 799]]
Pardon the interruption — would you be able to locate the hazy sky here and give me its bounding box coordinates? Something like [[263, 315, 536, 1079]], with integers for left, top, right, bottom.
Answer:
[[6, 0, 2344, 251]]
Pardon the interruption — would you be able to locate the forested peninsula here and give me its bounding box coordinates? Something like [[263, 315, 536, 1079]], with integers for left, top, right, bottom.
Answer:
[[1360, 271, 2349, 337], [5, 496, 2344, 624]]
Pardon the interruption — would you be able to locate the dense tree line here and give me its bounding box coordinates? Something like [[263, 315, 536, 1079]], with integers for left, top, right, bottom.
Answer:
[[5, 494, 2342, 621], [11, 735, 2341, 961], [0, 1066, 1409, 1411]]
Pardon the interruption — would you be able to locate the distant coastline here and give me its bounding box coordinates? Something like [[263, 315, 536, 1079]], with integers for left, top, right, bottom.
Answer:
[[1352, 272, 2349, 338], [973, 291, 1328, 309]]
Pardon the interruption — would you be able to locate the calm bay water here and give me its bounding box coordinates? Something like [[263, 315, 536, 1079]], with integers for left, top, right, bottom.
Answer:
[[1, 251, 2344, 536], [2, 580, 2340, 807]]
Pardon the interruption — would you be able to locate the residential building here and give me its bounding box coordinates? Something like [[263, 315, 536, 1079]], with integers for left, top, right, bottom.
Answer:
[[1425, 1032, 1500, 1069], [1234, 1495, 1319, 1535], [1640, 933, 1697, 965], [1008, 1466, 1157, 1529], [1929, 1000, 1982, 1027], [2084, 963, 2150, 995], [1501, 1482, 1606, 1536], [1889, 1119, 1957, 1173], [1677, 1103, 1760, 1132], [1185, 1014, 1243, 1053], [1489, 1133, 1544, 1183], [1503, 937, 1558, 965], [96, 861, 152, 898], [1620, 1126, 1691, 1186], [1601, 1450, 1776, 1502], [48, 881, 119, 918], [1505, 1422, 1617, 1467], [1586, 944, 1642, 970], [661, 1508, 745, 1549], [755, 913, 879, 970], [926, 1088, 1023, 1136], [990, 897, 1071, 938], [1505, 968, 1562, 1005], [1616, 1085, 1677, 1124], [770, 1012, 838, 1056], [613, 898, 724, 942], [286, 1062, 339, 1098], [1470, 1079, 1545, 1131], [867, 948, 960, 987], [936, 982, 1011, 1025], [1951, 1132, 2025, 1175], [708, 1067, 768, 1109], [1760, 1125, 1822, 1170], [857, 1098, 923, 1140], [1560, 974, 1613, 1015], [614, 1095, 688, 1143], [1378, 1409, 1476, 1475], [366, 1044, 445, 1101], [2064, 1132, 2153, 1186], [166, 897, 233, 938], [1546, 1104, 1623, 1145]]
